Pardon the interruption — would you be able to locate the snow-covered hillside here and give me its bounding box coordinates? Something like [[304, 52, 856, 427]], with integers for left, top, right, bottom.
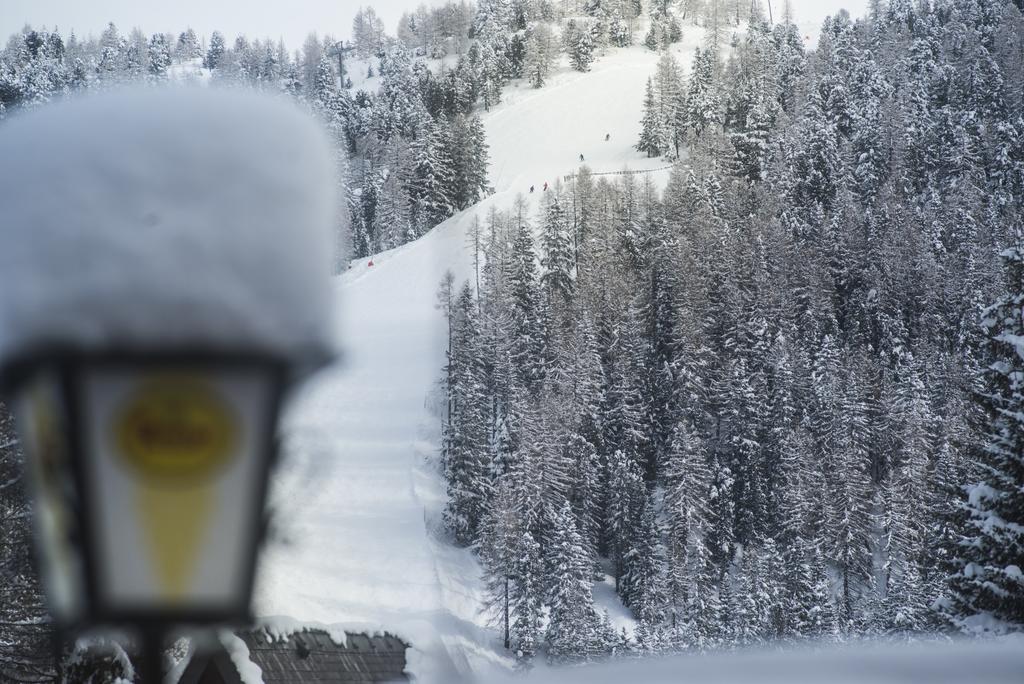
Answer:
[[213, 11, 1023, 684], [252, 33, 718, 679], [485, 45, 679, 193], [251, 18, 836, 679]]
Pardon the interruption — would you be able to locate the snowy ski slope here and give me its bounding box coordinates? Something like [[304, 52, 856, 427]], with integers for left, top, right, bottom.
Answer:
[[253, 26, 760, 681], [247, 16, 1024, 684]]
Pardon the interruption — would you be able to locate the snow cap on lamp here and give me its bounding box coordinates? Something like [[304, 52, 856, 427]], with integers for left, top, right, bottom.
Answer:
[[0, 87, 341, 374]]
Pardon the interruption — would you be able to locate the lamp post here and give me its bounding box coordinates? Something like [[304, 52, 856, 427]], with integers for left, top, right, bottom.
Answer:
[[12, 354, 287, 680], [0, 88, 340, 682]]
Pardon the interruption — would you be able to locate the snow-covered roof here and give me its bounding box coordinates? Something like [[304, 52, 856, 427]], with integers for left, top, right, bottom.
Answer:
[[169, 622, 408, 684], [0, 87, 340, 373]]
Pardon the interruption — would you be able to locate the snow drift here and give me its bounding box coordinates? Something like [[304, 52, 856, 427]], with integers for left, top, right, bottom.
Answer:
[[516, 636, 1024, 684]]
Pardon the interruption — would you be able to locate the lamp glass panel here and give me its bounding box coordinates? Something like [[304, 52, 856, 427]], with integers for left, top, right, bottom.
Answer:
[[17, 372, 85, 623], [77, 366, 272, 612]]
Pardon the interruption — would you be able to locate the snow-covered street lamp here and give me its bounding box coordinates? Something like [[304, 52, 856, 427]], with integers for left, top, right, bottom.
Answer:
[[13, 354, 286, 627], [0, 88, 341, 680]]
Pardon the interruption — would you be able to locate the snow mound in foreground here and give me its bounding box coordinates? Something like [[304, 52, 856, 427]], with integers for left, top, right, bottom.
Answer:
[[518, 636, 1024, 684]]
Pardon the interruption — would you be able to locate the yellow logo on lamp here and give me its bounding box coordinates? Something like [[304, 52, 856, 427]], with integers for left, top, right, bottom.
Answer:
[[115, 377, 238, 484], [112, 376, 239, 600]]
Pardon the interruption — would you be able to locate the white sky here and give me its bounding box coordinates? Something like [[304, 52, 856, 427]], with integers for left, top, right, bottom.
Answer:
[[1, 1, 870, 51]]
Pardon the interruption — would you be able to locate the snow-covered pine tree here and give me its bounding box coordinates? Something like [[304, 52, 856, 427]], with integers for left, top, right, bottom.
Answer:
[[730, 550, 761, 647], [564, 20, 597, 73], [636, 78, 666, 158], [565, 317, 607, 568], [373, 46, 431, 143], [606, 448, 645, 596], [645, 248, 684, 473], [808, 546, 842, 642], [775, 428, 820, 638], [603, 302, 655, 475], [810, 340, 874, 632], [653, 50, 686, 159], [609, 16, 633, 48], [755, 537, 787, 640], [682, 529, 724, 651], [523, 22, 555, 88], [664, 419, 712, 630], [946, 238, 1024, 635], [704, 450, 736, 575], [450, 114, 492, 210], [472, 0, 514, 101], [686, 47, 721, 142], [881, 367, 935, 634], [479, 481, 521, 650], [68, 57, 89, 91], [176, 28, 201, 61], [545, 501, 601, 663], [703, 0, 727, 52], [205, 30, 225, 69], [540, 192, 575, 308], [351, 6, 387, 59], [505, 219, 548, 395], [444, 282, 493, 545], [411, 120, 457, 231], [510, 530, 544, 666], [730, 95, 774, 183], [147, 32, 171, 80], [374, 139, 417, 250], [311, 55, 339, 109], [620, 498, 669, 623]]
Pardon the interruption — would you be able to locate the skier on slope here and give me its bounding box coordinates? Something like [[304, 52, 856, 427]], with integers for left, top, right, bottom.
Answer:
[[543, 181, 548, 191], [579, 154, 585, 162], [530, 185, 535, 193], [605, 133, 610, 141]]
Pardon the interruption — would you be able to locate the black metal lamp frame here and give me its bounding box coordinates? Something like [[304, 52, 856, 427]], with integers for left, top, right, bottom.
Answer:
[[2, 350, 290, 682]]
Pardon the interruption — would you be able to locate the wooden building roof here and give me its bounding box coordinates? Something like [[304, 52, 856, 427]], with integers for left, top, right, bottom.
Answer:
[[176, 630, 408, 684]]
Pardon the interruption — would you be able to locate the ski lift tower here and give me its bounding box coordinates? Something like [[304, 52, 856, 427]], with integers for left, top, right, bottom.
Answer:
[[0, 88, 341, 682]]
